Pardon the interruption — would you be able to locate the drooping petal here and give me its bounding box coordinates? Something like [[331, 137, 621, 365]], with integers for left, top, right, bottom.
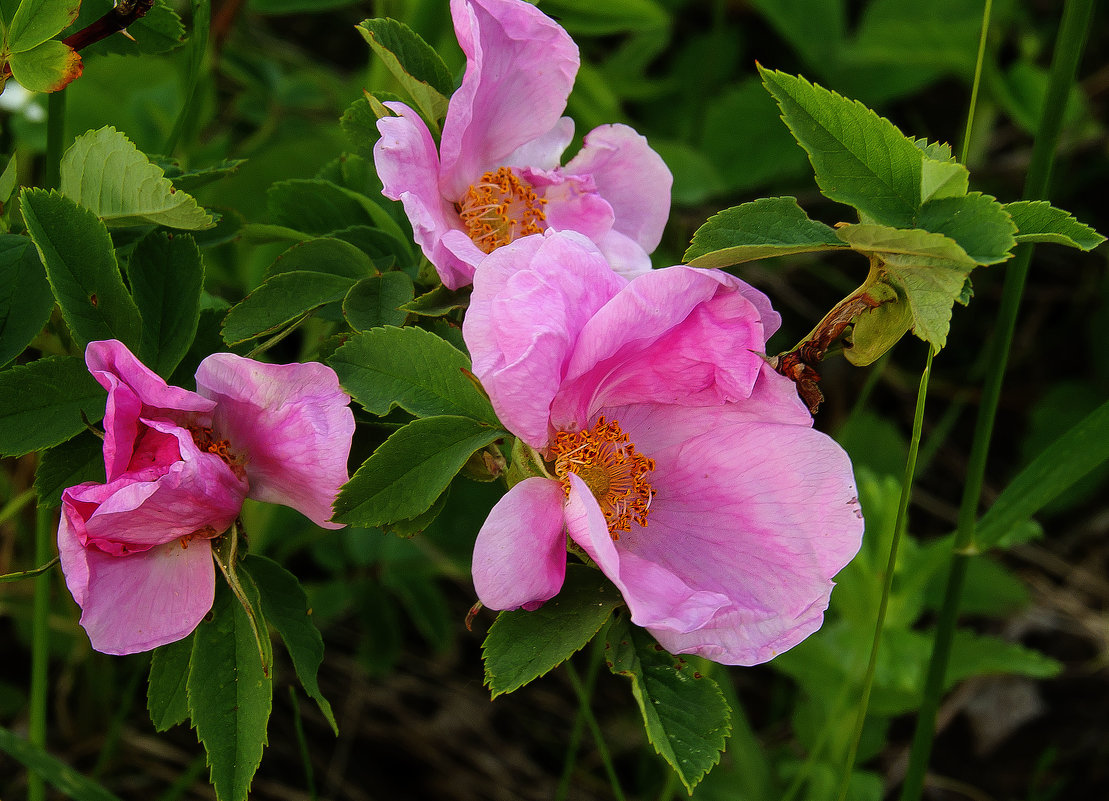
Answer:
[[464, 232, 626, 447], [609, 416, 863, 665], [440, 0, 579, 199], [195, 354, 355, 529], [564, 124, 672, 252], [563, 473, 729, 632], [375, 102, 476, 290], [472, 476, 568, 610], [85, 340, 214, 481], [552, 267, 780, 429], [73, 536, 216, 655]]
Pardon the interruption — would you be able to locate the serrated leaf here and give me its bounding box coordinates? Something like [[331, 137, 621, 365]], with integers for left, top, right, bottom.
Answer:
[[343, 273, 414, 330], [483, 565, 622, 698], [329, 326, 497, 423], [977, 398, 1109, 550], [220, 271, 356, 345], [401, 284, 471, 317], [684, 196, 845, 267], [159, 158, 246, 193], [605, 616, 731, 792], [334, 415, 507, 527], [188, 582, 272, 801], [242, 554, 337, 735], [1004, 200, 1105, 250], [947, 630, 1062, 683], [0, 724, 122, 801], [20, 189, 143, 351], [915, 192, 1016, 265], [147, 632, 195, 732], [267, 179, 408, 248], [264, 237, 375, 281], [0, 233, 54, 369], [8, 39, 82, 93], [357, 18, 453, 132], [59, 127, 213, 229], [33, 430, 106, 508], [912, 138, 954, 162], [127, 231, 203, 377], [919, 156, 968, 203], [0, 356, 106, 457], [759, 67, 924, 227], [8, 0, 80, 52], [837, 224, 975, 351], [340, 95, 380, 158]]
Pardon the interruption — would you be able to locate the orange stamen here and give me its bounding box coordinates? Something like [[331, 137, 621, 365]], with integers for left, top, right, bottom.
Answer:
[[548, 416, 655, 540], [456, 166, 547, 253]]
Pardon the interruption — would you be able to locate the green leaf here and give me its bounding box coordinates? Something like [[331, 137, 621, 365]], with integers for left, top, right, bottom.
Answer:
[[7, 39, 82, 93], [837, 224, 976, 351], [0, 233, 54, 368], [357, 18, 453, 131], [242, 554, 338, 735], [0, 723, 122, 801], [913, 137, 954, 162], [843, 281, 912, 367], [343, 273, 414, 330], [221, 271, 356, 345], [33, 430, 106, 508], [188, 582, 272, 801], [20, 189, 143, 351], [329, 326, 497, 424], [977, 398, 1109, 550], [947, 630, 1062, 684], [267, 179, 408, 248], [127, 231, 203, 377], [758, 67, 924, 227], [915, 192, 1016, 265], [8, 0, 80, 52], [147, 632, 195, 732], [0, 356, 106, 457], [400, 284, 471, 317], [264, 237, 376, 280], [605, 615, 731, 793], [340, 95, 380, 158], [1004, 200, 1106, 250], [536, 0, 669, 34], [159, 158, 246, 194], [59, 126, 214, 229], [684, 196, 845, 267], [334, 415, 507, 527], [483, 565, 622, 698], [919, 156, 968, 203]]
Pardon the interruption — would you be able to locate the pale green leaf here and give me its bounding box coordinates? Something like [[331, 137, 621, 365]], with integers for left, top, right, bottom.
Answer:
[[1004, 200, 1106, 250], [7, 39, 81, 93], [8, 0, 80, 52]]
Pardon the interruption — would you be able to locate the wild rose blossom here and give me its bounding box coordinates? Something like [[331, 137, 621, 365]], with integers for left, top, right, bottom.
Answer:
[[463, 232, 864, 665], [374, 0, 672, 290], [57, 340, 355, 655]]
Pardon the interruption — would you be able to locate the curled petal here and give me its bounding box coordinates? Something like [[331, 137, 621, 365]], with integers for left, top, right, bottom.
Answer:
[[552, 267, 780, 428], [564, 124, 672, 252], [195, 354, 355, 529], [472, 477, 568, 610], [440, 0, 580, 199], [464, 232, 625, 447]]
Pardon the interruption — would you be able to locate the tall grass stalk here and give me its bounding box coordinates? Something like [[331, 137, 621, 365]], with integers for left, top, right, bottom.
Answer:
[[899, 1, 1095, 798]]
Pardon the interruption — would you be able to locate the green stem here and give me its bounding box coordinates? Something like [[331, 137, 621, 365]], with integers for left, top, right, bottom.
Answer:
[[164, 0, 210, 156], [556, 644, 602, 801], [0, 556, 59, 583], [28, 505, 54, 801], [899, 2, 1095, 799], [834, 348, 933, 801], [289, 686, 317, 800], [0, 487, 36, 527], [565, 660, 627, 801], [44, 91, 66, 190]]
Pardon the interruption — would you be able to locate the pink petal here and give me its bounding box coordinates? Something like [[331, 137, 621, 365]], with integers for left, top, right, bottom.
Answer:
[[439, 0, 579, 199], [504, 116, 575, 171], [471, 477, 568, 610], [75, 537, 215, 655], [375, 102, 476, 290], [552, 267, 780, 428], [195, 354, 355, 529], [86, 340, 214, 481], [564, 124, 672, 252], [463, 232, 626, 448], [595, 230, 653, 279], [524, 169, 614, 242], [562, 473, 729, 633]]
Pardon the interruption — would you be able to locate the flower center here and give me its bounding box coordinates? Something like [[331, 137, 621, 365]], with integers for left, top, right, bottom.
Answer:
[[456, 166, 547, 253], [549, 416, 655, 540], [189, 425, 246, 480]]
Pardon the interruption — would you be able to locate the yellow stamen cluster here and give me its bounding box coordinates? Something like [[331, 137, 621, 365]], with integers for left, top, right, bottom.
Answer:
[[456, 166, 547, 253], [549, 416, 655, 540]]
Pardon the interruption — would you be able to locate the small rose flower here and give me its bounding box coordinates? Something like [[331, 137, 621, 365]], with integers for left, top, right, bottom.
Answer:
[[58, 340, 355, 655], [374, 0, 672, 289], [463, 232, 864, 665]]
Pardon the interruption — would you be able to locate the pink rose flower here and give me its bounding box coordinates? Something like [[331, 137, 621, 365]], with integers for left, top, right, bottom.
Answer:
[[58, 340, 355, 655], [374, 0, 672, 289], [463, 232, 864, 665]]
